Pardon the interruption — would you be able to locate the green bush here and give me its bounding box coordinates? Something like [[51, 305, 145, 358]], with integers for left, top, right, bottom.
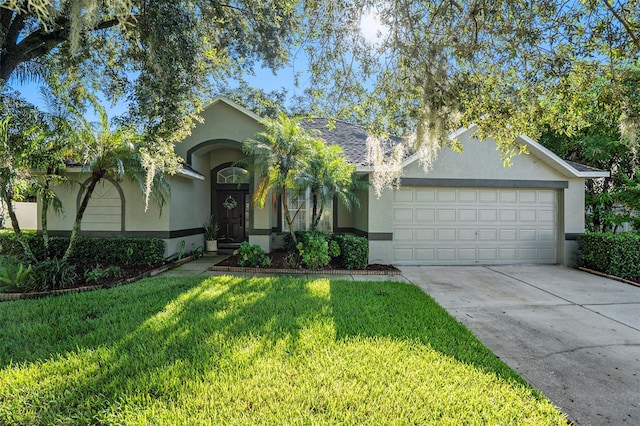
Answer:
[[0, 259, 31, 291], [0, 234, 165, 266], [27, 259, 78, 291], [234, 242, 271, 267], [577, 232, 640, 279], [85, 265, 124, 284], [296, 232, 330, 269], [332, 234, 369, 269]]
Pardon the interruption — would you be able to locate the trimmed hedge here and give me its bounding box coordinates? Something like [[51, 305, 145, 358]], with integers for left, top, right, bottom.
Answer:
[[577, 232, 640, 279], [331, 233, 369, 270], [0, 234, 166, 266], [282, 231, 370, 270]]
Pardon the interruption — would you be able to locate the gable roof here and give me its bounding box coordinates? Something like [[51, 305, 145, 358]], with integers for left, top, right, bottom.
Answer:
[[204, 96, 608, 179], [302, 119, 609, 179]]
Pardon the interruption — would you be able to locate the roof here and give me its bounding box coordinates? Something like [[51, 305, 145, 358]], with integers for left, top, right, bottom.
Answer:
[[302, 119, 609, 179], [300, 118, 403, 166]]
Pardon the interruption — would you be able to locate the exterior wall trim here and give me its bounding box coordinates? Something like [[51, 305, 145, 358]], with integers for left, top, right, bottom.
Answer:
[[399, 178, 569, 189], [565, 233, 582, 241], [47, 228, 204, 239]]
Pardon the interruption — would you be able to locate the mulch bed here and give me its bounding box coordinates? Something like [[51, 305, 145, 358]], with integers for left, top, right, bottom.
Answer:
[[212, 251, 401, 275], [0, 257, 192, 302]]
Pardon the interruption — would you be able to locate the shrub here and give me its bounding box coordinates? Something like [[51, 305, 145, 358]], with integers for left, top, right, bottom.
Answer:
[[85, 265, 124, 284], [296, 232, 330, 269], [332, 234, 369, 269], [234, 242, 271, 267], [27, 259, 78, 291], [0, 258, 31, 291], [0, 235, 165, 266], [577, 232, 640, 279]]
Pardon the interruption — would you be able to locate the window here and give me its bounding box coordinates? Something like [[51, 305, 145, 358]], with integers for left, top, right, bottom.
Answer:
[[283, 189, 333, 232], [217, 167, 249, 184]]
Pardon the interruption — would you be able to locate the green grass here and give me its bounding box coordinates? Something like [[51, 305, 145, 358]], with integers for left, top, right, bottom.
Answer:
[[0, 276, 567, 425]]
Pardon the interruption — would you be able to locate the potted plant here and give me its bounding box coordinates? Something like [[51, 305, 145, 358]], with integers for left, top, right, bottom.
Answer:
[[203, 215, 219, 253]]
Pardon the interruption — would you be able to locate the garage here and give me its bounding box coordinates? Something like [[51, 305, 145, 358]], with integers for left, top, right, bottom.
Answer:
[[391, 186, 559, 265]]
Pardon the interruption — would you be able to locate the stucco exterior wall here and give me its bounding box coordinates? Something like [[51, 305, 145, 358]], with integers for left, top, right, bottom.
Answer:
[[402, 135, 566, 181], [42, 173, 168, 234], [176, 100, 262, 160]]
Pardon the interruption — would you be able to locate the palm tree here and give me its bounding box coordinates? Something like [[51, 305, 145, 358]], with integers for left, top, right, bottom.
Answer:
[[298, 138, 366, 231], [61, 104, 169, 262], [0, 115, 39, 262], [243, 112, 313, 244]]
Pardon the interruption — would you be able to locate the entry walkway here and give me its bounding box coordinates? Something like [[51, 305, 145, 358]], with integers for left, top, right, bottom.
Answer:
[[159, 255, 410, 282], [401, 265, 640, 426]]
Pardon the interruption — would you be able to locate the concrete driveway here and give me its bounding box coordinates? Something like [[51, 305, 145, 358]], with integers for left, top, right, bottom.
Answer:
[[401, 265, 640, 426]]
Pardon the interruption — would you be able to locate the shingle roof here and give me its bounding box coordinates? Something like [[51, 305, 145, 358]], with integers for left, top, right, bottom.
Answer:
[[300, 118, 402, 166], [565, 160, 607, 174], [301, 119, 607, 176]]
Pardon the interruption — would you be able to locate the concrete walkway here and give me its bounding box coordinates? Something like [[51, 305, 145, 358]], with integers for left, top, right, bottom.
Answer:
[[401, 265, 640, 426], [158, 255, 411, 282]]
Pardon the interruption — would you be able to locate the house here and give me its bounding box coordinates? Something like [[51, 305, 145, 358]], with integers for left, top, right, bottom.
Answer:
[[41, 95, 609, 266]]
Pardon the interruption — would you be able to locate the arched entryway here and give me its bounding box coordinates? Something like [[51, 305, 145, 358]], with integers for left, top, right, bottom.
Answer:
[[212, 164, 250, 247]]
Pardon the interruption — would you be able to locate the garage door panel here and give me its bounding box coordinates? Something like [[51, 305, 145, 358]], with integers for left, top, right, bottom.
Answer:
[[500, 190, 518, 203], [415, 248, 435, 260], [519, 209, 537, 221], [458, 209, 477, 221], [394, 190, 413, 202], [415, 229, 435, 240], [458, 248, 477, 260], [478, 229, 497, 241], [416, 208, 435, 221], [437, 229, 456, 240], [437, 190, 457, 202], [499, 209, 518, 221], [391, 187, 558, 265], [415, 189, 435, 202], [437, 209, 456, 221], [436, 248, 456, 261], [478, 248, 498, 261], [394, 208, 413, 221], [458, 190, 478, 203], [394, 228, 414, 241], [539, 209, 555, 222], [458, 229, 478, 240], [479, 209, 498, 222]]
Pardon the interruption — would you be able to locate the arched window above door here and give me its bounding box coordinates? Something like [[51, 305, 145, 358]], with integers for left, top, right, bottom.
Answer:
[[216, 167, 249, 184]]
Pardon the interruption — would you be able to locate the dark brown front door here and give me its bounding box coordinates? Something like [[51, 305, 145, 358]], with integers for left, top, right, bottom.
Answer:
[[217, 190, 249, 243]]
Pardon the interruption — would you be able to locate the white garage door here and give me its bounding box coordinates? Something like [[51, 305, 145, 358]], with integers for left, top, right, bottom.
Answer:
[[392, 187, 558, 265]]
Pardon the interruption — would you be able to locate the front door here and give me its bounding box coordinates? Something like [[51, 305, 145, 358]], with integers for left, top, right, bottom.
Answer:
[[217, 190, 249, 243]]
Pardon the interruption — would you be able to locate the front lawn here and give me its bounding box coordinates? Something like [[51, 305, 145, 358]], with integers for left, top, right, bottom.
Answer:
[[0, 276, 566, 424]]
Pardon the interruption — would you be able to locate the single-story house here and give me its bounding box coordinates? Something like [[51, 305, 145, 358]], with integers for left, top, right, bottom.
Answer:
[[41, 95, 609, 266]]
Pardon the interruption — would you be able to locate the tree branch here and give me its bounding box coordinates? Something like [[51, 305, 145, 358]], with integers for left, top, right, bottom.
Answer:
[[601, 0, 640, 50]]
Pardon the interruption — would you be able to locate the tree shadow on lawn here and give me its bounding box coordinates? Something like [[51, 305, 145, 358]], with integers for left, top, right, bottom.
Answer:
[[1, 275, 531, 422]]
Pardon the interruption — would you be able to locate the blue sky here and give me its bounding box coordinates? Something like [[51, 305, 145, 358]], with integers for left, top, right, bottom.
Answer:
[[8, 11, 384, 120]]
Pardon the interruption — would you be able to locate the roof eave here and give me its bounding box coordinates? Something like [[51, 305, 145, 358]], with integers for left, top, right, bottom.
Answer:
[[200, 95, 263, 122], [516, 134, 610, 179], [176, 166, 205, 181]]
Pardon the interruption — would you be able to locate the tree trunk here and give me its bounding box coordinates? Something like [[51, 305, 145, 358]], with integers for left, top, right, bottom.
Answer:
[[62, 175, 100, 263], [281, 188, 298, 244], [2, 189, 36, 263], [41, 190, 50, 260]]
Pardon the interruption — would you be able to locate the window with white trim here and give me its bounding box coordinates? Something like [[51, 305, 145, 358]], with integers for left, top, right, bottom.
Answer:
[[217, 167, 249, 184], [283, 188, 333, 232]]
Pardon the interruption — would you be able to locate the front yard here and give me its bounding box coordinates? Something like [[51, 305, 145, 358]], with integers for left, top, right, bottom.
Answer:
[[0, 275, 566, 424]]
